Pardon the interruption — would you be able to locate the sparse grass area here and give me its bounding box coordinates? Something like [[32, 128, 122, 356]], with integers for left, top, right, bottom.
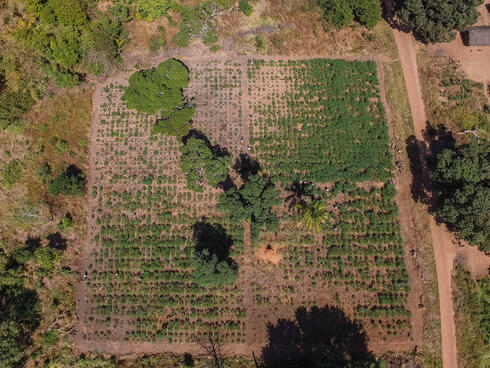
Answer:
[[383, 59, 442, 367], [452, 263, 490, 368], [418, 49, 489, 137]]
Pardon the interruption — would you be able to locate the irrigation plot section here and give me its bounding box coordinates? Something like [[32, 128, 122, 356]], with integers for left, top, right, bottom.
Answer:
[[78, 58, 412, 354]]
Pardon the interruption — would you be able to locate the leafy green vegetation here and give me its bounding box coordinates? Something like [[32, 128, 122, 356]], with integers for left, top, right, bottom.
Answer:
[[48, 166, 86, 196], [123, 59, 195, 136], [317, 0, 382, 29], [239, 0, 253, 16], [1, 159, 22, 188], [428, 141, 489, 252], [135, 0, 170, 22], [180, 137, 231, 192], [218, 174, 282, 240], [393, 0, 483, 43]]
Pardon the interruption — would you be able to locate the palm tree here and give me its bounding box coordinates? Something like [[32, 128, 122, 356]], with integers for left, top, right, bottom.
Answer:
[[296, 200, 329, 233], [285, 180, 314, 210]]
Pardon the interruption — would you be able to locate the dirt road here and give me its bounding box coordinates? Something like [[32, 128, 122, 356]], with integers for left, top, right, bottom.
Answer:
[[392, 29, 458, 368]]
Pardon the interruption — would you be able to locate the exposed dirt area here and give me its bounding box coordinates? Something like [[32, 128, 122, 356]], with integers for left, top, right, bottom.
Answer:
[[256, 243, 283, 265]]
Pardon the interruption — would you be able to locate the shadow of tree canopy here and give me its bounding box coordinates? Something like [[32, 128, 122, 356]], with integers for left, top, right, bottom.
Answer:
[[182, 129, 230, 158], [262, 305, 379, 368], [192, 221, 233, 263], [233, 153, 260, 181], [47, 232, 67, 251], [405, 123, 456, 205]]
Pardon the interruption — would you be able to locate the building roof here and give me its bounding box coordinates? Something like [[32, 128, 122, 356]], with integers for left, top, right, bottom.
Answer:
[[466, 26, 490, 46]]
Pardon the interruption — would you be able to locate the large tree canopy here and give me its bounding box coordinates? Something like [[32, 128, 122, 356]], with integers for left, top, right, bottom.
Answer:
[[394, 0, 483, 43], [428, 141, 489, 251], [179, 137, 231, 192], [122, 59, 190, 114], [122, 59, 195, 136], [218, 174, 282, 240]]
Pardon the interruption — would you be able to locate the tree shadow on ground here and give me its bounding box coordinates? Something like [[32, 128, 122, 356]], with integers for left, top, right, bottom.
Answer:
[[262, 305, 377, 368], [405, 123, 456, 204], [284, 180, 314, 210], [233, 153, 260, 181], [47, 232, 67, 251], [182, 129, 230, 158], [192, 221, 233, 262]]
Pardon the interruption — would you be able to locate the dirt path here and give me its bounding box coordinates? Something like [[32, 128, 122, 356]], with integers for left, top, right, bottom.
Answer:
[[393, 29, 490, 368], [392, 29, 458, 368]]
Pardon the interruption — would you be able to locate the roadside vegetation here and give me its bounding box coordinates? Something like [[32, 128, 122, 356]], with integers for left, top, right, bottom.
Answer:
[[452, 264, 490, 368]]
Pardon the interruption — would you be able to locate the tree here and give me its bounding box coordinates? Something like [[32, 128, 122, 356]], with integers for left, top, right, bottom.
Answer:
[[428, 140, 489, 252], [319, 0, 354, 29], [218, 174, 282, 240], [351, 0, 382, 30], [122, 59, 189, 114], [135, 0, 171, 22], [179, 137, 231, 192], [192, 222, 238, 287], [47, 165, 86, 196], [394, 0, 483, 43], [285, 180, 314, 210], [122, 59, 195, 136], [297, 200, 330, 232]]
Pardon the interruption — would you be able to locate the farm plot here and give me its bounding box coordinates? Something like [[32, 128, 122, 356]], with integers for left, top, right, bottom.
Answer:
[[78, 57, 413, 354]]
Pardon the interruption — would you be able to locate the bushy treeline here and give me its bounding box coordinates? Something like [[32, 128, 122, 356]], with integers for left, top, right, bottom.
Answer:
[[428, 140, 489, 252], [317, 0, 382, 30], [393, 0, 483, 43]]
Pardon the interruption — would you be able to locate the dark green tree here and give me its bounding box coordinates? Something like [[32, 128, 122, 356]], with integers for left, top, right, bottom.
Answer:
[[394, 0, 483, 43], [351, 0, 382, 29], [318, 0, 354, 29], [179, 137, 231, 192], [428, 140, 489, 251], [218, 174, 282, 239], [192, 222, 238, 287], [47, 165, 86, 196], [122, 59, 189, 114]]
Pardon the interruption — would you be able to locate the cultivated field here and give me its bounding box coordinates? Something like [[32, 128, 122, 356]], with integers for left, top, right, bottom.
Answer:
[[77, 57, 413, 355]]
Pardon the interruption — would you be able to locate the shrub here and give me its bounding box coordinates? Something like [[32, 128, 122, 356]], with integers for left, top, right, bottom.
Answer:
[[48, 165, 86, 196], [1, 160, 22, 188], [239, 0, 253, 16], [135, 0, 171, 22], [319, 0, 354, 29], [42, 329, 59, 347]]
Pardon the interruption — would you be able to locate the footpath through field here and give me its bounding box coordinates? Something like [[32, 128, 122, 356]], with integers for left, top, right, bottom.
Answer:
[[392, 29, 490, 368]]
